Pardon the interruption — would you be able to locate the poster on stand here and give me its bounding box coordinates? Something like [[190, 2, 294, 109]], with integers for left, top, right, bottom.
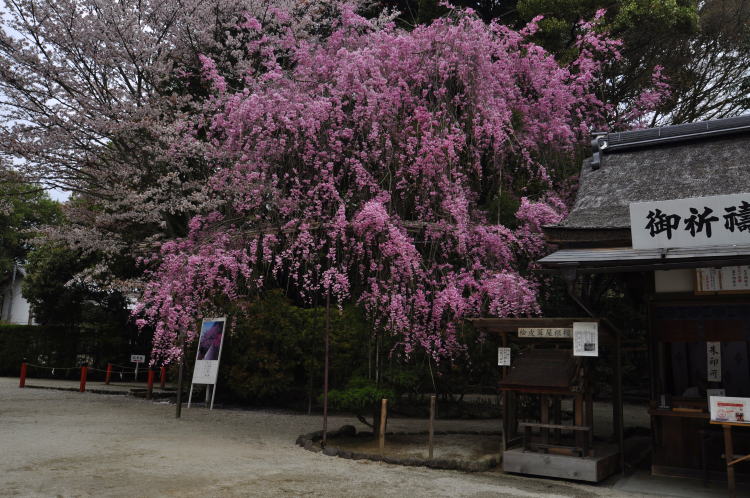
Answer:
[[573, 322, 599, 357], [710, 396, 750, 424], [191, 317, 227, 385]]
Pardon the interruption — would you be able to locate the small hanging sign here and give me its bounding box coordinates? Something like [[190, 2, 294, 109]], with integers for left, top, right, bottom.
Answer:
[[518, 327, 572, 338], [707, 342, 722, 382], [497, 347, 511, 366], [573, 322, 598, 357]]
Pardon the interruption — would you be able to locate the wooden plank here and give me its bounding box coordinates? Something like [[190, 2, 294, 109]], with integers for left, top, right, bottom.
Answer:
[[469, 318, 597, 333], [503, 447, 620, 482], [518, 422, 591, 431]]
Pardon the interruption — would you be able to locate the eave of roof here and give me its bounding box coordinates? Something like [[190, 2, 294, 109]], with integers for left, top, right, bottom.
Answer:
[[538, 245, 750, 273]]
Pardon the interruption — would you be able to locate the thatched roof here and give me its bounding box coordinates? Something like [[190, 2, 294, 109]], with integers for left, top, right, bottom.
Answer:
[[544, 115, 750, 245]]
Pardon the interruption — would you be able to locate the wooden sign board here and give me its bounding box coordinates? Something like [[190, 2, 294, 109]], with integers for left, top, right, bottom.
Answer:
[[517, 327, 572, 339]]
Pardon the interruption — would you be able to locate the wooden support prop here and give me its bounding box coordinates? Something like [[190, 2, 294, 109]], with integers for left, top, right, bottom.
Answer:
[[105, 363, 112, 385], [19, 362, 26, 388], [79, 366, 88, 392], [428, 395, 436, 459], [379, 398, 388, 453], [147, 369, 155, 399], [159, 366, 166, 388]]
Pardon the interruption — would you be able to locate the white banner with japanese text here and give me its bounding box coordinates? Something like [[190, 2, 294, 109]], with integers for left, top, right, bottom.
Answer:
[[630, 193, 750, 250]]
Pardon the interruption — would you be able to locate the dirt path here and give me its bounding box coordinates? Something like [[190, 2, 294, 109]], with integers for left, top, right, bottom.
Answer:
[[0, 378, 640, 497]]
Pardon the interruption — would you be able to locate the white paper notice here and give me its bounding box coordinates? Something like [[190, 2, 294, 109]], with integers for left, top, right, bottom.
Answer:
[[707, 342, 722, 382], [710, 396, 750, 424], [573, 322, 599, 357], [497, 347, 511, 366]]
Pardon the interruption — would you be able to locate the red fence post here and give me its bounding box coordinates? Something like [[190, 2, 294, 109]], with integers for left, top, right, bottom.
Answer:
[[105, 363, 112, 385], [19, 362, 27, 388], [79, 366, 88, 392], [159, 366, 166, 389], [147, 369, 155, 399]]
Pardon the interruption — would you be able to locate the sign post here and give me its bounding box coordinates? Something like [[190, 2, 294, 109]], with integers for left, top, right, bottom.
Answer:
[[188, 317, 227, 410], [131, 354, 145, 381]]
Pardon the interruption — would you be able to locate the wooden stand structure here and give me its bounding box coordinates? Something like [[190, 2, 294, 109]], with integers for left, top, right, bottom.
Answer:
[[711, 422, 750, 497], [471, 318, 623, 482]]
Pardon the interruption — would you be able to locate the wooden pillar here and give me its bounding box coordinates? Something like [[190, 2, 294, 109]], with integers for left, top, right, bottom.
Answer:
[[552, 396, 561, 443], [723, 425, 737, 498], [614, 328, 625, 474], [501, 332, 510, 451], [428, 395, 435, 459], [585, 389, 594, 451], [574, 394, 584, 450], [540, 394, 550, 445]]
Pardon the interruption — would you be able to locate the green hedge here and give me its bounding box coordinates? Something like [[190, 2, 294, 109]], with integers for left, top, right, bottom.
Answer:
[[0, 324, 72, 376]]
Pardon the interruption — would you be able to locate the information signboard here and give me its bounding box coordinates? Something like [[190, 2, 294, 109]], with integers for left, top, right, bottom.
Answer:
[[191, 317, 227, 385], [188, 317, 227, 410]]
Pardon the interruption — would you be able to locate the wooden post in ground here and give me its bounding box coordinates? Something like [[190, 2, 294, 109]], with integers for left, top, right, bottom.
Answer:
[[428, 395, 436, 459], [19, 362, 27, 388], [147, 369, 155, 399], [322, 291, 330, 447], [105, 363, 112, 385], [160, 366, 166, 388], [176, 332, 186, 419], [79, 366, 88, 392], [379, 398, 388, 453]]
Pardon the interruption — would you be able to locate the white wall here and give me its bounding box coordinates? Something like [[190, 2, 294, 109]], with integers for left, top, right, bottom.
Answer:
[[1, 275, 34, 325]]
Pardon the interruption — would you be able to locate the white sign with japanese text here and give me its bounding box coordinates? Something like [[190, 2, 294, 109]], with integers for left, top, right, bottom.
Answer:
[[573, 322, 599, 357], [710, 396, 750, 424], [630, 193, 750, 250], [130, 354, 145, 363], [696, 266, 750, 292], [517, 327, 572, 339], [707, 342, 722, 382], [497, 347, 511, 366]]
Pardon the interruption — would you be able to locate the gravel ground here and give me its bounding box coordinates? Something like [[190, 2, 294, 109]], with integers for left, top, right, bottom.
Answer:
[[0, 377, 642, 497]]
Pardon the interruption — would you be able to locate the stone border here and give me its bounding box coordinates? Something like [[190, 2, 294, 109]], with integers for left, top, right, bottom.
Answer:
[[296, 425, 501, 472]]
